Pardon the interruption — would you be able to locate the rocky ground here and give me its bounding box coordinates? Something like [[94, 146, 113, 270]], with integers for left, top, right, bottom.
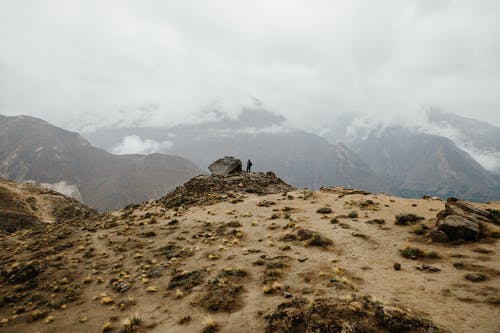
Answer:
[[0, 173, 499, 333]]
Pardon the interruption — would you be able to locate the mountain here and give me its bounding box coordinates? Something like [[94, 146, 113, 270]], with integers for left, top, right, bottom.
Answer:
[[83, 107, 500, 202], [425, 108, 500, 174], [84, 109, 386, 193], [0, 114, 203, 211], [350, 126, 500, 202]]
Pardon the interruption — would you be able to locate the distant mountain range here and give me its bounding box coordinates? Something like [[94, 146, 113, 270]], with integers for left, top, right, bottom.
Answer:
[[0, 115, 202, 211], [350, 126, 499, 202], [86, 109, 386, 193], [425, 108, 500, 175], [84, 108, 500, 202], [2, 108, 499, 208]]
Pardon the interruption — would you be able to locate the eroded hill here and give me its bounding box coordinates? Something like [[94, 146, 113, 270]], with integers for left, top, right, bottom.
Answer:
[[0, 174, 499, 333]]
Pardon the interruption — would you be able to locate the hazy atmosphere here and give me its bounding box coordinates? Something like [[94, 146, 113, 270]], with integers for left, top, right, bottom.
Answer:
[[1, 0, 500, 131], [1, 2, 500, 333]]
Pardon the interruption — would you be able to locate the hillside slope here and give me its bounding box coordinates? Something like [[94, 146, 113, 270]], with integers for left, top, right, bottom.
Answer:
[[1, 175, 498, 332], [0, 177, 96, 233]]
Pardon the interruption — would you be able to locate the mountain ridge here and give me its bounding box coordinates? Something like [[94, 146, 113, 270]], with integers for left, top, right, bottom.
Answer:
[[0, 114, 203, 211]]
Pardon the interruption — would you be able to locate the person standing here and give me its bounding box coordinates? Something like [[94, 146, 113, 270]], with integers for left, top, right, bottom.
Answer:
[[246, 159, 253, 173]]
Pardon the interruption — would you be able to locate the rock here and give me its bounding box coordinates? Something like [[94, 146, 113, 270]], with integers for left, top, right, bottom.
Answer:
[[416, 264, 441, 273], [283, 291, 292, 298], [465, 273, 487, 282], [434, 197, 498, 241], [158, 171, 293, 209], [114, 281, 130, 293], [298, 256, 308, 262], [393, 263, 401, 271], [437, 215, 480, 241], [208, 156, 242, 176], [429, 229, 449, 243]]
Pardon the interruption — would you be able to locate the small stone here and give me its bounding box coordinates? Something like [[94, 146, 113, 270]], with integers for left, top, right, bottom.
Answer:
[[114, 281, 130, 293], [393, 263, 401, 271], [298, 256, 308, 263], [283, 292, 292, 298], [465, 273, 487, 282]]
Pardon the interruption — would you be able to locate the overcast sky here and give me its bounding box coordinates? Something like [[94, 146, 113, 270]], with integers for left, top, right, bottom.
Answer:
[[1, 0, 499, 131]]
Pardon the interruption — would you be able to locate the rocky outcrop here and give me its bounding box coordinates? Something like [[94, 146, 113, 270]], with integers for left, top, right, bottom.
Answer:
[[437, 215, 480, 241], [433, 197, 498, 241], [208, 156, 242, 176], [155, 171, 294, 210], [265, 296, 447, 333]]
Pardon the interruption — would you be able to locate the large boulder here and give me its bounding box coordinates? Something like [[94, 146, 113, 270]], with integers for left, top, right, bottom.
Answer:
[[436, 215, 480, 241], [208, 156, 242, 176], [434, 197, 497, 241]]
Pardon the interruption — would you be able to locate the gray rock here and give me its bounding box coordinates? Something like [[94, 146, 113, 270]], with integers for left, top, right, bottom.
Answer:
[[429, 229, 449, 243], [437, 214, 480, 241], [208, 156, 242, 176]]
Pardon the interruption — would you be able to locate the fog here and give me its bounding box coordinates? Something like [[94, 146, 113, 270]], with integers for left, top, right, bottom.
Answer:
[[1, 0, 500, 131]]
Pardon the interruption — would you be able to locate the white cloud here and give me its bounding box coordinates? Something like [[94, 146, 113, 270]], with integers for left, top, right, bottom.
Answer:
[[0, 0, 499, 130], [111, 135, 172, 155]]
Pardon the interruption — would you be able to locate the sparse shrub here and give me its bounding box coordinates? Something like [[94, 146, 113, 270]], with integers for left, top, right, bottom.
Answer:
[[305, 233, 332, 247], [465, 273, 487, 282], [121, 315, 142, 333], [365, 218, 385, 225], [168, 270, 205, 291], [257, 200, 276, 207], [425, 251, 439, 259], [395, 214, 425, 226], [30, 309, 48, 322], [316, 207, 332, 214], [486, 209, 500, 224], [203, 317, 218, 333], [102, 322, 113, 332], [178, 315, 190, 325], [175, 288, 184, 299], [413, 224, 429, 235], [348, 211, 358, 218], [400, 246, 439, 260]]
